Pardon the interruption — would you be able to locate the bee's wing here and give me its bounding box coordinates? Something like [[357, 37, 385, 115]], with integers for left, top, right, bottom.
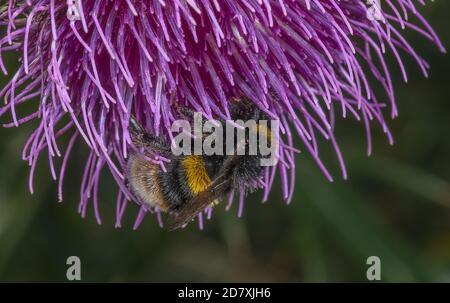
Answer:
[[129, 115, 172, 155], [166, 156, 240, 230], [166, 177, 231, 230]]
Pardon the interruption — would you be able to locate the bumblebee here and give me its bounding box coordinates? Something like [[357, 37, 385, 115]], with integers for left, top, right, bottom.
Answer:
[[126, 97, 273, 230]]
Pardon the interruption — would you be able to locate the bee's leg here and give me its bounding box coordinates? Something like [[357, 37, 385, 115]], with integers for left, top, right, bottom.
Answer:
[[169, 90, 195, 121], [128, 115, 172, 155]]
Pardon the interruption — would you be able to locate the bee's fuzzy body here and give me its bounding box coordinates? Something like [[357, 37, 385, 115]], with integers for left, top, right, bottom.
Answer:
[[126, 98, 272, 228]]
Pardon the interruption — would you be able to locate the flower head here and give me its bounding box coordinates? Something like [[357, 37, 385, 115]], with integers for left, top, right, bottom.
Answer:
[[0, 0, 444, 229]]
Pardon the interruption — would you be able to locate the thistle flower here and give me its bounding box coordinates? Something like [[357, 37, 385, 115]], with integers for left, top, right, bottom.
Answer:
[[0, 1, 444, 229]]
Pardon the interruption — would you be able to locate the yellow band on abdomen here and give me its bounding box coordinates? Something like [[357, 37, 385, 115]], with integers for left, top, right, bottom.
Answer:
[[182, 155, 211, 195]]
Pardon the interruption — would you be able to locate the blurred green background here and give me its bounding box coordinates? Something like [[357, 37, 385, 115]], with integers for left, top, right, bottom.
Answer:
[[0, 3, 449, 283]]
